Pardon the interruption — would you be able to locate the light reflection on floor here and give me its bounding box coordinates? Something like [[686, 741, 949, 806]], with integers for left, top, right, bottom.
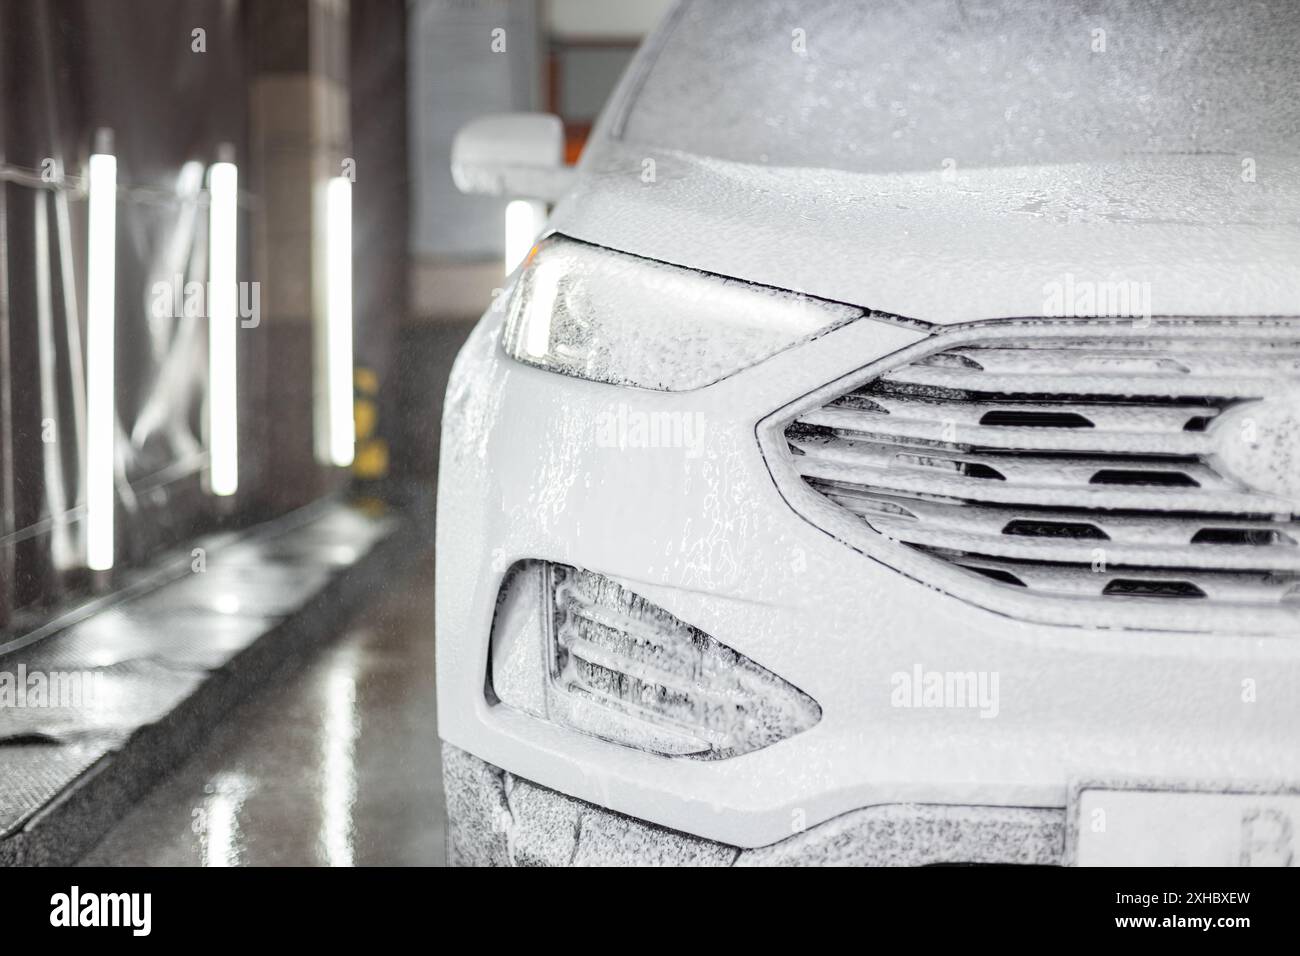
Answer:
[[81, 549, 445, 867], [201, 771, 253, 867], [321, 657, 358, 866]]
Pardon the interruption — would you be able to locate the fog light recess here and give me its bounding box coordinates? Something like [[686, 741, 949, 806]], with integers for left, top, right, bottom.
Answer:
[[489, 561, 821, 759]]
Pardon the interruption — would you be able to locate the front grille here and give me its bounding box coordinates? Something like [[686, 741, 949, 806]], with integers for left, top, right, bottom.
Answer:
[[780, 320, 1300, 632]]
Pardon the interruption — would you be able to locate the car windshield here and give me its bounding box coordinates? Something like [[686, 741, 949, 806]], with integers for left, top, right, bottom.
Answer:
[[620, 0, 1300, 173]]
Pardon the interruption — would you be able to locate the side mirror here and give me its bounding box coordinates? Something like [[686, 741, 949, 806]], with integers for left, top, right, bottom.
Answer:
[[451, 112, 576, 203]]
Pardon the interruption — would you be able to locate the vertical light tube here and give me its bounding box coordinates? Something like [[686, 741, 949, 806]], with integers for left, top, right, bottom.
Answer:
[[325, 177, 354, 467], [33, 192, 75, 571], [504, 199, 543, 275], [86, 146, 117, 572], [207, 161, 239, 496]]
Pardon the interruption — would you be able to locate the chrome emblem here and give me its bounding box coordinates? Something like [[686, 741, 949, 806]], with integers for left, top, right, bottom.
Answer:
[[1209, 396, 1300, 507]]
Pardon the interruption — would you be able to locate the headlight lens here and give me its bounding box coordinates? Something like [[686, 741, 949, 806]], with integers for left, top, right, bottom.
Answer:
[[491, 561, 821, 759], [501, 237, 860, 391]]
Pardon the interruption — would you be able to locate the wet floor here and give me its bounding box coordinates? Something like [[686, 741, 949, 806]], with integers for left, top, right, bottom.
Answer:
[[81, 547, 446, 867]]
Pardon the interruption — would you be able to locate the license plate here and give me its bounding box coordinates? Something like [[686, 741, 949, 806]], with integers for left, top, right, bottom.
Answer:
[[1069, 782, 1300, 866]]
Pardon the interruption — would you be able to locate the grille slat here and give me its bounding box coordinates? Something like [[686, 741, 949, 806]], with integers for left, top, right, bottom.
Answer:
[[792, 432, 1231, 488], [928, 345, 1300, 377], [813, 484, 1300, 573], [864, 515, 1300, 573], [795, 403, 1211, 455], [945, 555, 1295, 604], [917, 396, 1215, 430], [783, 322, 1300, 629], [883, 365, 1283, 399], [807, 479, 1299, 546], [791, 439, 1287, 515]]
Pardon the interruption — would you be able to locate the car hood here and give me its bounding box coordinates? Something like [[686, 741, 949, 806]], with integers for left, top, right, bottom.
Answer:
[[549, 145, 1300, 325]]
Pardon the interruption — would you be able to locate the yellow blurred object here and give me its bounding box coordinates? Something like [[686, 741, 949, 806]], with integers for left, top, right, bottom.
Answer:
[[354, 438, 389, 479], [354, 397, 377, 440], [351, 367, 388, 479], [354, 367, 379, 395]]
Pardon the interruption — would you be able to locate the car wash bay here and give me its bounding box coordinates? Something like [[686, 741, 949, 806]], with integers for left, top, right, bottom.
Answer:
[[0, 0, 474, 866], [0, 0, 660, 867]]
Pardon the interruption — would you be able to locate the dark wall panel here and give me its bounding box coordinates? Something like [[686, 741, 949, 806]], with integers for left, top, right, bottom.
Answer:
[[1, 0, 255, 627]]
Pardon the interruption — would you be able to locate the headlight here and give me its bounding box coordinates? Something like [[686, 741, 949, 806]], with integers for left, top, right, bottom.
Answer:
[[490, 561, 821, 759], [501, 237, 860, 391]]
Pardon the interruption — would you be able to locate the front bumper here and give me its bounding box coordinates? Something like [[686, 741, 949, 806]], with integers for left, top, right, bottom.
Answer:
[[435, 300, 1300, 851], [443, 743, 1063, 866]]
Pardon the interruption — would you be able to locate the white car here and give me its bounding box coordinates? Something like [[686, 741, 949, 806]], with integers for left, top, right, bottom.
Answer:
[[437, 0, 1300, 866]]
